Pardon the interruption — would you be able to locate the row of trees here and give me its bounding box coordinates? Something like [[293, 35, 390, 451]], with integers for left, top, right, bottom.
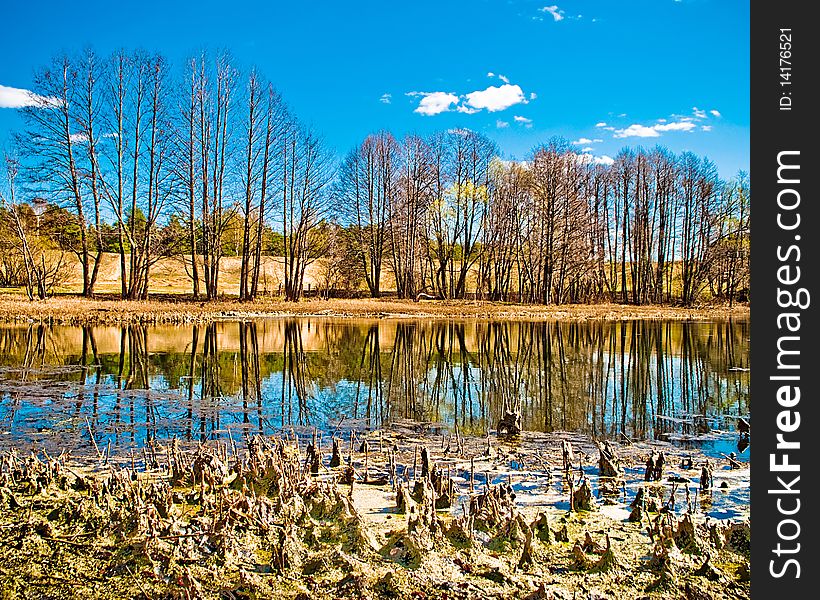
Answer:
[[0, 49, 750, 305], [1, 49, 331, 301], [338, 131, 749, 306]]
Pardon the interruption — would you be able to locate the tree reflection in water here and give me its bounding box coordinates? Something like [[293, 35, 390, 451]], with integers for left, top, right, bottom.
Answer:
[[0, 318, 749, 452]]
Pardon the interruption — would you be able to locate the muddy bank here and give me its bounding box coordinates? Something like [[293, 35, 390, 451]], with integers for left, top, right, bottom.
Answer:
[[0, 295, 749, 326], [0, 426, 750, 599]]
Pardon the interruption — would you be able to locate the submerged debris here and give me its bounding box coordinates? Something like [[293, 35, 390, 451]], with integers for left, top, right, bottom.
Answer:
[[0, 428, 750, 599], [497, 409, 522, 436], [573, 476, 597, 511], [597, 441, 621, 478]]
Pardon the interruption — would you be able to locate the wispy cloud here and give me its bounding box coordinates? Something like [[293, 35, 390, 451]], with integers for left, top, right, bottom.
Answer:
[[0, 84, 58, 109], [513, 115, 533, 128], [613, 124, 661, 138], [612, 114, 704, 138], [572, 137, 603, 145], [487, 72, 511, 84], [496, 120, 510, 129], [541, 5, 565, 22], [654, 121, 697, 133], [577, 153, 615, 166], [605, 103, 723, 139], [407, 91, 460, 116], [379, 93, 392, 104]]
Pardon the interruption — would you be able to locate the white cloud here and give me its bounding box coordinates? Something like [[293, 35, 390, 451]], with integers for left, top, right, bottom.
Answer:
[[614, 119, 697, 138], [581, 146, 594, 152], [693, 107, 707, 119], [654, 121, 696, 132], [577, 153, 615, 166], [464, 84, 527, 112], [613, 124, 660, 138], [513, 115, 533, 128], [572, 137, 593, 145], [529, 92, 537, 100], [710, 109, 721, 117], [0, 84, 58, 109], [595, 122, 607, 128], [69, 132, 88, 144], [541, 5, 565, 21], [496, 120, 510, 129], [701, 125, 713, 132], [456, 105, 480, 114], [409, 91, 460, 116], [379, 93, 392, 104], [408, 78, 533, 116]]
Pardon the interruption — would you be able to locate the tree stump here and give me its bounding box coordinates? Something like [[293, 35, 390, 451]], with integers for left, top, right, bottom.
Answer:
[[329, 438, 341, 468], [597, 441, 621, 477], [497, 410, 522, 435]]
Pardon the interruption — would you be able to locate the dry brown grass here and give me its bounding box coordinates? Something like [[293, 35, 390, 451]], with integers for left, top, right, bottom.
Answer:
[[0, 292, 749, 325], [10, 253, 749, 325]]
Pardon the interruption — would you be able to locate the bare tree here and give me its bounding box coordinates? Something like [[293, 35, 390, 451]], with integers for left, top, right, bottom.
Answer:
[[388, 134, 433, 299], [280, 125, 333, 301], [17, 54, 103, 296], [238, 73, 288, 301], [0, 154, 70, 299], [177, 56, 202, 298], [479, 158, 529, 300], [199, 52, 238, 300], [337, 131, 398, 297]]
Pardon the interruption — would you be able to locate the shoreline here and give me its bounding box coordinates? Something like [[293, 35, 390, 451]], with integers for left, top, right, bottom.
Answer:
[[0, 294, 750, 326]]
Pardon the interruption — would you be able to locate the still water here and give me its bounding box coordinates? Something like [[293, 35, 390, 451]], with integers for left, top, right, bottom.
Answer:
[[0, 318, 749, 460]]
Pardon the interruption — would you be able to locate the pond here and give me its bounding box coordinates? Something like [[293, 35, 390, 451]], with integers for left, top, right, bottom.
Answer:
[[0, 318, 749, 462]]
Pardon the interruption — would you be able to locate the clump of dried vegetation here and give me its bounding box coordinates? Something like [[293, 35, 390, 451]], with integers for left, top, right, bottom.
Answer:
[[0, 429, 750, 599], [0, 293, 749, 327]]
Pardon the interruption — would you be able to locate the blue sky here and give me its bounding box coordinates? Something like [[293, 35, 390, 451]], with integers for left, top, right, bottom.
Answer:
[[0, 0, 749, 177]]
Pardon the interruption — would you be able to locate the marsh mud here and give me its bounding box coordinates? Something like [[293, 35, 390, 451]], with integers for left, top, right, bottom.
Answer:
[[0, 425, 749, 599]]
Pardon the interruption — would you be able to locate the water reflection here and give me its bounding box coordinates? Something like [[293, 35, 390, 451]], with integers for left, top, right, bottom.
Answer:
[[0, 318, 749, 456]]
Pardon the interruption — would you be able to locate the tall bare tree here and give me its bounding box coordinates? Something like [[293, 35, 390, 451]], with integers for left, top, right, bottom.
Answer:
[[337, 131, 398, 297], [280, 125, 333, 301], [18, 54, 103, 296]]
